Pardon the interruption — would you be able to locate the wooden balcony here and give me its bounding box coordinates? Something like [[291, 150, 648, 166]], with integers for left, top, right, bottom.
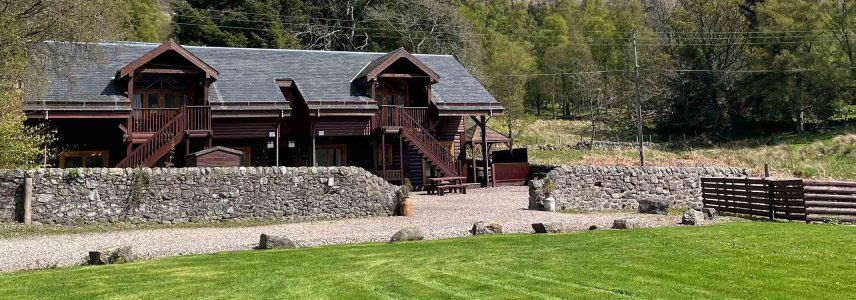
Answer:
[[377, 105, 427, 131], [128, 106, 212, 141]]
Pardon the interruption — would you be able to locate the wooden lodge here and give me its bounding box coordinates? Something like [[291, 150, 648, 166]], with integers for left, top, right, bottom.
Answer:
[[24, 41, 503, 187]]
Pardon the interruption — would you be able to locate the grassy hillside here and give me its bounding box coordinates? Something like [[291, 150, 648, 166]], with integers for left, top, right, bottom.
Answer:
[[492, 117, 856, 180], [2, 223, 854, 298]]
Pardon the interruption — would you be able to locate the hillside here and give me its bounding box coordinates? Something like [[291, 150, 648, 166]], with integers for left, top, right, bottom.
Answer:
[[501, 118, 856, 180]]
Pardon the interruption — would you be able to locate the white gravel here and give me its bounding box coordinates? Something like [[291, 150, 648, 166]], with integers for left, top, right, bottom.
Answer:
[[0, 186, 698, 272]]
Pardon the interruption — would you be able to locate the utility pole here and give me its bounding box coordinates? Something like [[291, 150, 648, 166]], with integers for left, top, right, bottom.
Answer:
[[631, 28, 645, 167]]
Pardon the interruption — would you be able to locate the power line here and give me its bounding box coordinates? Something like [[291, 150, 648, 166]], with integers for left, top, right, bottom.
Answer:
[[181, 7, 842, 36], [174, 11, 845, 41], [171, 21, 847, 48]]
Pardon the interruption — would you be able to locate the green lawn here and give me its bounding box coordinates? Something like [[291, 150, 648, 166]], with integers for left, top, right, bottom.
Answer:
[[2, 222, 855, 299]]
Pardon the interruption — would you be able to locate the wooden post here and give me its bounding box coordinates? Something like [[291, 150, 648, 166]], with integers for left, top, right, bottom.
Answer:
[[767, 179, 775, 221], [23, 177, 33, 224], [399, 134, 405, 184], [480, 115, 489, 188], [381, 133, 387, 180]]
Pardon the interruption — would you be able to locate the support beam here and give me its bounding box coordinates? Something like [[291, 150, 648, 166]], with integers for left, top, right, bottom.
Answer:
[[399, 133, 405, 183], [275, 122, 281, 166], [310, 122, 317, 167], [381, 133, 387, 180], [480, 115, 489, 188]]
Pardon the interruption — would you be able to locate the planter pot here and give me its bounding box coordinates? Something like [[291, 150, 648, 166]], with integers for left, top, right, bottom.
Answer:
[[543, 195, 556, 212], [400, 197, 413, 217]]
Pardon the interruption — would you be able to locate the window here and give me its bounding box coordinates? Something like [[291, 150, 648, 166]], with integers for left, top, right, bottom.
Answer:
[[232, 146, 252, 166], [315, 144, 347, 167], [135, 91, 190, 108], [59, 151, 108, 168]]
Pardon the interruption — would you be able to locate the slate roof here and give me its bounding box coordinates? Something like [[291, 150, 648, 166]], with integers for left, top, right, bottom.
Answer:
[[25, 42, 502, 113], [466, 125, 510, 145]]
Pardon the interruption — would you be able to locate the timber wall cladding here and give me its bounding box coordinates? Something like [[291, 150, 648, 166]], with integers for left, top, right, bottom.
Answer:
[[529, 165, 748, 211], [0, 167, 400, 225]]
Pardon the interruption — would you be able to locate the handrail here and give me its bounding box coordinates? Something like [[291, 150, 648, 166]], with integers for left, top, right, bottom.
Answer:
[[378, 106, 428, 128], [184, 106, 212, 132], [402, 107, 427, 127], [131, 108, 180, 133], [400, 109, 457, 176], [117, 111, 185, 168], [380, 105, 400, 127]]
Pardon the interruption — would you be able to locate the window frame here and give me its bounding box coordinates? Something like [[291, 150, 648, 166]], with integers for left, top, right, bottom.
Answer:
[[59, 150, 109, 168]]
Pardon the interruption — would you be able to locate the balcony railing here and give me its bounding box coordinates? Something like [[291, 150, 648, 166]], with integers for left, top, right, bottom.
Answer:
[[130, 106, 211, 134], [184, 105, 212, 132], [378, 105, 428, 128], [131, 108, 180, 133]]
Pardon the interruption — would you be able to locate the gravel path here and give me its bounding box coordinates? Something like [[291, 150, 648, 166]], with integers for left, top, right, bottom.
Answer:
[[0, 186, 699, 272]]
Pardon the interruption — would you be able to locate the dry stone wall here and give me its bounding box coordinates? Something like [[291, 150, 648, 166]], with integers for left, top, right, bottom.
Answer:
[[0, 167, 400, 225], [529, 165, 747, 211]]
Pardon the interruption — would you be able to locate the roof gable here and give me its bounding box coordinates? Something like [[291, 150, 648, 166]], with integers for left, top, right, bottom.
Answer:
[[118, 40, 219, 80], [356, 48, 439, 83]]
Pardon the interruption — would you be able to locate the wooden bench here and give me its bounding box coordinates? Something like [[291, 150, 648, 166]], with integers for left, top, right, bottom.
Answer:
[[436, 184, 467, 196]]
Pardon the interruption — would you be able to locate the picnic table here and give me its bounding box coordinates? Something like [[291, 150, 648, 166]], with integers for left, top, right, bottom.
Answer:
[[425, 176, 467, 196]]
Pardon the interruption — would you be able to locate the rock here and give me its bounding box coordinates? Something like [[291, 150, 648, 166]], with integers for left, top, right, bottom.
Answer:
[[588, 225, 598, 230], [682, 209, 705, 225], [612, 218, 640, 229], [638, 198, 670, 215], [531, 222, 568, 233], [702, 208, 716, 220], [390, 226, 425, 242], [258, 234, 297, 249], [471, 220, 503, 235], [88, 245, 133, 265]]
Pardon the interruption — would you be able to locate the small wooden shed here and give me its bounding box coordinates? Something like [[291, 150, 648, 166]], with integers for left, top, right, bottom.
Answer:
[[186, 146, 244, 167]]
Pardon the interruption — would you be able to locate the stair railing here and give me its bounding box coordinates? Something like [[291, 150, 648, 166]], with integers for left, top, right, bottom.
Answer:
[[399, 109, 457, 176], [116, 111, 185, 168]]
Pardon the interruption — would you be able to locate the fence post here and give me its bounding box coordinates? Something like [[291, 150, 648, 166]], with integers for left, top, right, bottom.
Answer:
[[23, 176, 33, 225], [767, 179, 775, 221]]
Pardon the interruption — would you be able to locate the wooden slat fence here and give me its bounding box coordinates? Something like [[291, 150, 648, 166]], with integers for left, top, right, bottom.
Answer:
[[703, 177, 856, 223], [701, 178, 773, 219], [770, 180, 807, 221], [804, 180, 856, 223]]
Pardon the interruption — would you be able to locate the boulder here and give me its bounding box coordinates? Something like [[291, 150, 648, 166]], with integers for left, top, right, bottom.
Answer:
[[638, 198, 670, 215], [390, 226, 425, 242], [531, 222, 569, 234], [702, 208, 716, 220], [471, 220, 503, 235], [588, 225, 599, 231], [682, 209, 705, 225], [612, 218, 641, 229], [88, 245, 133, 265], [258, 234, 297, 249]]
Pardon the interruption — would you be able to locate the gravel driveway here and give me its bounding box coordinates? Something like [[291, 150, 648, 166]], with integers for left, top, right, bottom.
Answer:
[[0, 186, 690, 272]]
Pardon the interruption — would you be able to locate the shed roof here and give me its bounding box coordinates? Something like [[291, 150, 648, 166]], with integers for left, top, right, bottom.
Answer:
[[187, 146, 244, 157], [25, 42, 501, 114], [466, 125, 510, 145]]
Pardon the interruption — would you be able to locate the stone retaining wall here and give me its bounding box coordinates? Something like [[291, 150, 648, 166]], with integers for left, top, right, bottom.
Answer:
[[0, 167, 400, 225], [534, 141, 657, 151], [529, 165, 747, 211]]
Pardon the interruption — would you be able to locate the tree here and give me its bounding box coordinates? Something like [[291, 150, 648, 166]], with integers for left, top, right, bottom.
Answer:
[[745, 0, 841, 132], [0, 0, 126, 168], [126, 0, 170, 42], [484, 33, 535, 149], [663, 0, 750, 133], [172, 0, 290, 48]]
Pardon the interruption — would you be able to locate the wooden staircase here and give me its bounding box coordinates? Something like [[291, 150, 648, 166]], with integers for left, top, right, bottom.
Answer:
[[116, 109, 186, 168], [399, 109, 458, 177]]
